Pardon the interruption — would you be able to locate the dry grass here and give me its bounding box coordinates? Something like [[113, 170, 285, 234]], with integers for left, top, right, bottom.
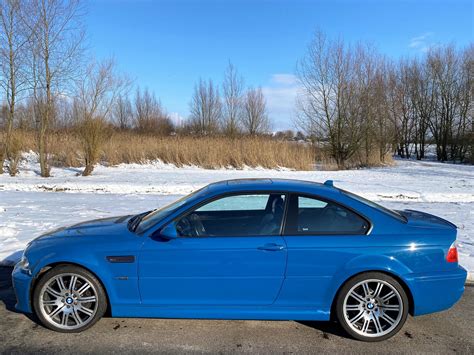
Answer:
[[8, 130, 393, 171], [13, 130, 316, 170]]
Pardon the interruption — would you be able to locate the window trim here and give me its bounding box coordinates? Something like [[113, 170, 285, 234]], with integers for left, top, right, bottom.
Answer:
[[162, 190, 290, 238], [283, 193, 372, 236]]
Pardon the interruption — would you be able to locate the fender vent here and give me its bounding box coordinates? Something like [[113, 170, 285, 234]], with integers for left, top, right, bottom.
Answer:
[[106, 255, 135, 263]]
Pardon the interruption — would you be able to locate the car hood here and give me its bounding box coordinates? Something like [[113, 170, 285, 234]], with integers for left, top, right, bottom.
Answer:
[[398, 209, 457, 230], [35, 215, 133, 241]]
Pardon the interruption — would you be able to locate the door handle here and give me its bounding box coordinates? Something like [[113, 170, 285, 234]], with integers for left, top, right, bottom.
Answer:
[[258, 243, 285, 251]]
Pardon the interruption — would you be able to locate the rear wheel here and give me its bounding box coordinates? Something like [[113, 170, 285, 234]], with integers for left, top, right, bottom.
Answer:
[[336, 272, 409, 341], [33, 265, 107, 332]]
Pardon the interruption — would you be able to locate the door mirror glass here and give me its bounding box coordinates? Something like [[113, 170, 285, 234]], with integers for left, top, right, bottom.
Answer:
[[159, 223, 178, 240]]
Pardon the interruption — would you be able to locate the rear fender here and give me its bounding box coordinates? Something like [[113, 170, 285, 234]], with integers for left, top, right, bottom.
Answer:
[[327, 254, 413, 308]]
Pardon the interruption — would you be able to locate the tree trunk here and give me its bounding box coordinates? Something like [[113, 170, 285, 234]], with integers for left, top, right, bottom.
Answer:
[[38, 124, 50, 177], [82, 164, 94, 176]]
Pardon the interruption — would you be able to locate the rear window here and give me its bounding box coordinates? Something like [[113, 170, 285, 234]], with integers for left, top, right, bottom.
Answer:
[[285, 195, 370, 235]]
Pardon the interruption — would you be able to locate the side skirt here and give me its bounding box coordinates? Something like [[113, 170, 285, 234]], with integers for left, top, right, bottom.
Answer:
[[111, 305, 330, 321]]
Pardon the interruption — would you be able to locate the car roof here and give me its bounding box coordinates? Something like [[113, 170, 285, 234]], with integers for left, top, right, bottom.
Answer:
[[205, 178, 340, 196]]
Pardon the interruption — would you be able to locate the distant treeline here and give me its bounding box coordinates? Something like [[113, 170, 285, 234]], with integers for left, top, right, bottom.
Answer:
[[0, 1, 472, 176], [296, 31, 473, 168]]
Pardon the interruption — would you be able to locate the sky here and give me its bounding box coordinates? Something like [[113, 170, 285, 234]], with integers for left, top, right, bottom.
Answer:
[[85, 0, 473, 130]]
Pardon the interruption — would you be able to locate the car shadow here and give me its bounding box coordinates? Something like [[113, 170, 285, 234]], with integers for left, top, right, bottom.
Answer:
[[0, 266, 41, 323], [0, 266, 19, 313], [297, 320, 349, 338]]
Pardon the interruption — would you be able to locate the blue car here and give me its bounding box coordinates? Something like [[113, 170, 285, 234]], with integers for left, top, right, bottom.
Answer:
[[12, 179, 466, 341]]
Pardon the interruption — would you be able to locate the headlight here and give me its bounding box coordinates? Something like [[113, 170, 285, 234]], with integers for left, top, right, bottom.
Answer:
[[17, 256, 31, 275]]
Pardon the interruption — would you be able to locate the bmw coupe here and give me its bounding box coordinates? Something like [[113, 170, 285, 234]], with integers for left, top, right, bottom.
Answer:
[[12, 179, 467, 341]]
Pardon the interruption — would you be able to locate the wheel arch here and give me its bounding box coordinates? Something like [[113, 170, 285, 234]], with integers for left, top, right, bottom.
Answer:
[[30, 261, 112, 316], [330, 270, 415, 317]]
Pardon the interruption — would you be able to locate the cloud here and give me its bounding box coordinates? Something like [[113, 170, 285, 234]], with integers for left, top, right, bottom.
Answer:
[[169, 112, 185, 126], [261, 74, 301, 130], [271, 73, 299, 86], [409, 32, 434, 52]]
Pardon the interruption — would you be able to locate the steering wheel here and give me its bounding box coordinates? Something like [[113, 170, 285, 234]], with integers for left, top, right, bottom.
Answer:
[[188, 213, 206, 237], [176, 214, 207, 237], [176, 216, 193, 236]]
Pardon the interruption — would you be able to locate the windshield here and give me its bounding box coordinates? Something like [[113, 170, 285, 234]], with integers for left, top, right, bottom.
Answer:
[[135, 187, 207, 233], [340, 189, 407, 223]]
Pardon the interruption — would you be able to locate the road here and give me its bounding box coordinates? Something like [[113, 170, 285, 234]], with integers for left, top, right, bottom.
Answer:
[[0, 266, 472, 354]]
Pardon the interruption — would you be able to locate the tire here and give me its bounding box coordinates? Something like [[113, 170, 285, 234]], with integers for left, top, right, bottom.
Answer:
[[335, 272, 409, 342], [33, 264, 107, 333]]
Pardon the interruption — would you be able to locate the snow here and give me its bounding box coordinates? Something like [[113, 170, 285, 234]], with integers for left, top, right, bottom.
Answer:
[[1, 152, 473, 280]]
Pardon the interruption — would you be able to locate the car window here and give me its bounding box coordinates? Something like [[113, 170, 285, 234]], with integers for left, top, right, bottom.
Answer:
[[197, 194, 269, 211], [135, 186, 208, 233], [175, 193, 286, 237], [285, 195, 369, 235], [298, 196, 328, 209]]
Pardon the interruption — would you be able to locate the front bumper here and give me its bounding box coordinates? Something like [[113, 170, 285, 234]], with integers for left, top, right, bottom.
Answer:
[[11, 265, 34, 313], [407, 265, 467, 316]]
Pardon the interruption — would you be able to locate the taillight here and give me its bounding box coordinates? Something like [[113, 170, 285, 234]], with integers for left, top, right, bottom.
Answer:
[[446, 242, 458, 263]]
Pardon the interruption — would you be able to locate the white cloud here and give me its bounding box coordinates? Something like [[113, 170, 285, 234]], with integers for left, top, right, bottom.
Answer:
[[271, 73, 299, 86], [262, 74, 301, 130], [169, 112, 185, 126], [409, 32, 434, 52]]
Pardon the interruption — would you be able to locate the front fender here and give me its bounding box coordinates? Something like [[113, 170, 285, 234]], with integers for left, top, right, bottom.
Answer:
[[30, 249, 140, 310]]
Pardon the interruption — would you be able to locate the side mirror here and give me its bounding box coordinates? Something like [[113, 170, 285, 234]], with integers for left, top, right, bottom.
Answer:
[[158, 223, 178, 240]]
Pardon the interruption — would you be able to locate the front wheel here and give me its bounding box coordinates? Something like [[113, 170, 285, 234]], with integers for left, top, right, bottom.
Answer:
[[336, 272, 409, 342], [33, 265, 107, 332]]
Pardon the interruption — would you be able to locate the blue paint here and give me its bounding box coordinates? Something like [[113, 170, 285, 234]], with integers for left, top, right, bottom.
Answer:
[[12, 179, 467, 321]]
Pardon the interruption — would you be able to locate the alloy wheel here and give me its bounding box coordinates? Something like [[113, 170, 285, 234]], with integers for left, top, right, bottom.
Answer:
[[342, 279, 403, 338], [38, 273, 99, 330]]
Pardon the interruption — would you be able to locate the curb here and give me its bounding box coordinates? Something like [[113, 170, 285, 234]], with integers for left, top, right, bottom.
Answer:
[[466, 272, 474, 286]]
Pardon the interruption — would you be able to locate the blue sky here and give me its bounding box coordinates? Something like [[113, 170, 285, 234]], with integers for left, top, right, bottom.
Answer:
[[85, 0, 473, 130]]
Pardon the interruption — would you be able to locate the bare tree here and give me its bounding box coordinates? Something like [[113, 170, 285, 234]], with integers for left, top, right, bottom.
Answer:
[[188, 78, 221, 135], [23, 0, 85, 177], [408, 58, 434, 160], [353, 44, 388, 165], [242, 87, 270, 135], [222, 62, 243, 136], [388, 59, 416, 159], [134, 87, 173, 135], [0, 0, 29, 174], [296, 31, 363, 168], [75, 59, 129, 176], [373, 62, 396, 162], [427, 45, 463, 161], [113, 94, 133, 130], [451, 45, 473, 162]]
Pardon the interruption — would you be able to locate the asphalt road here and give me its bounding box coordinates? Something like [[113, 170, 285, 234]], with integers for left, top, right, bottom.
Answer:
[[0, 267, 472, 354]]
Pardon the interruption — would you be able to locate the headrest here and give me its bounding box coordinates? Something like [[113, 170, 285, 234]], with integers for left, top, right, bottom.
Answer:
[[272, 196, 284, 214]]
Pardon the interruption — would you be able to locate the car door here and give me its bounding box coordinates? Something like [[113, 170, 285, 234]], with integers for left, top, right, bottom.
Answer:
[[276, 194, 371, 308], [138, 192, 288, 306]]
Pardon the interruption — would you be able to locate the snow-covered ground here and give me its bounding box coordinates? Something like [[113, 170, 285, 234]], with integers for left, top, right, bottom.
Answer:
[[1, 152, 473, 279]]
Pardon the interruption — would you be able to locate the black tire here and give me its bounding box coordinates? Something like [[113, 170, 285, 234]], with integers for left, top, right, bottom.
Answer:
[[335, 272, 409, 342], [33, 264, 107, 333]]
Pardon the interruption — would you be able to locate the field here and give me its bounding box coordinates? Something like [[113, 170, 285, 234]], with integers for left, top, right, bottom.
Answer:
[[0, 152, 473, 279]]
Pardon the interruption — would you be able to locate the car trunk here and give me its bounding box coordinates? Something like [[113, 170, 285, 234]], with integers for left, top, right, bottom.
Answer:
[[398, 209, 457, 230]]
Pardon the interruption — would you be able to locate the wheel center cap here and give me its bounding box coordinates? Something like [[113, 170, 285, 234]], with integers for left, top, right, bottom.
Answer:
[[367, 303, 374, 309], [66, 297, 73, 304]]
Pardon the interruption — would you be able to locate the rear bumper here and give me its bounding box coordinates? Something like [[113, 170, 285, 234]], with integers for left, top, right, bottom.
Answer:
[[407, 265, 467, 316], [11, 265, 34, 313]]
